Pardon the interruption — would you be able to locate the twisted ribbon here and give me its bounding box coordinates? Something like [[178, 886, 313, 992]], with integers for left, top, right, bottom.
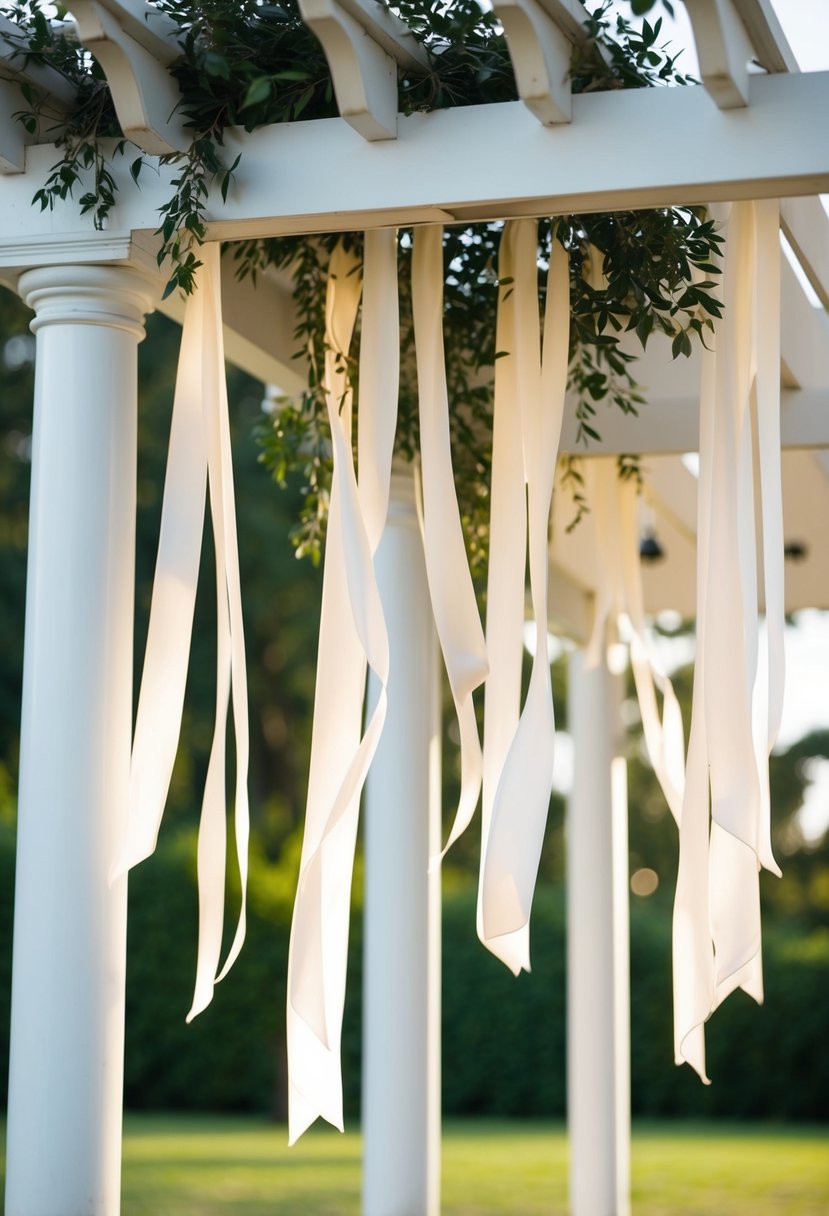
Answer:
[[411, 225, 489, 861], [287, 232, 399, 1144], [480, 219, 570, 974], [674, 200, 783, 1080], [114, 244, 250, 1020], [585, 459, 686, 826]]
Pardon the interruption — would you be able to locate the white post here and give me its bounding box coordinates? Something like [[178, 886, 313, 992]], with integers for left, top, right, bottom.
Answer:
[[362, 464, 441, 1216], [5, 264, 156, 1216], [566, 642, 630, 1216]]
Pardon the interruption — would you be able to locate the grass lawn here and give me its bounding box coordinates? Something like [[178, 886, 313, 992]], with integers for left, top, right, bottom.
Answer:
[[1, 1116, 827, 1213]]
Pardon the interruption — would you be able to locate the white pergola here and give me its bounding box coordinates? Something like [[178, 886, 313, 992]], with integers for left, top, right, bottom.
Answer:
[[1, 0, 828, 1213]]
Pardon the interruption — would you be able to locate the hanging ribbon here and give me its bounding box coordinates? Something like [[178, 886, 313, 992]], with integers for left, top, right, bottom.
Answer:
[[411, 225, 489, 860], [287, 232, 399, 1144], [674, 200, 783, 1081], [113, 244, 250, 1019], [477, 223, 526, 949], [585, 459, 686, 825], [480, 220, 569, 974]]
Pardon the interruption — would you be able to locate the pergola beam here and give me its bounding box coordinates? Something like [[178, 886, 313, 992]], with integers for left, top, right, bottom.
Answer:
[[1, 70, 826, 248]]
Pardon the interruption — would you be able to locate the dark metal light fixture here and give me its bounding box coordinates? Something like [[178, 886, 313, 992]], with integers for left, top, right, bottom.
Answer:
[[639, 530, 666, 563], [783, 540, 808, 562]]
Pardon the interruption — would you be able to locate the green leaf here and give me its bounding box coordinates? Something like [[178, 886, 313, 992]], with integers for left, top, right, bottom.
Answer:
[[203, 51, 230, 79], [240, 76, 272, 111], [274, 68, 313, 82]]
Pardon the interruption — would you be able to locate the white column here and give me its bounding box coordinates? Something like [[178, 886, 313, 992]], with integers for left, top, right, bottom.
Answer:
[[362, 464, 441, 1216], [5, 264, 156, 1216], [566, 642, 630, 1216]]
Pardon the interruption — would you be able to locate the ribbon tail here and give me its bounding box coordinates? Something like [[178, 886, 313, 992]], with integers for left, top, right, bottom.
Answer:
[[412, 225, 489, 860]]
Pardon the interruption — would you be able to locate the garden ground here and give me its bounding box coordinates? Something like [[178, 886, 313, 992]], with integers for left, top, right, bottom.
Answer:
[[5, 1115, 825, 1215]]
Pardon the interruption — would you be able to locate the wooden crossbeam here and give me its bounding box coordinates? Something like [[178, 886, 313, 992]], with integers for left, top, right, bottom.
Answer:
[[0, 72, 827, 247], [297, 0, 427, 140]]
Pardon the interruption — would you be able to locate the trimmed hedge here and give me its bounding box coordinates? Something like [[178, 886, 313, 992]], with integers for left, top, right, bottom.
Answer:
[[0, 829, 825, 1121]]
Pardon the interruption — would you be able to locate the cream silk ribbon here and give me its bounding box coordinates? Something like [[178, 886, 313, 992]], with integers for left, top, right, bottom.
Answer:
[[585, 460, 686, 825], [480, 219, 569, 974], [674, 200, 783, 1081], [411, 225, 489, 861], [287, 232, 398, 1144], [113, 244, 250, 1020]]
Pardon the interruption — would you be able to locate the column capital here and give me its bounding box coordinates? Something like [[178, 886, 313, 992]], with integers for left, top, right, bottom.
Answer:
[[18, 262, 160, 339]]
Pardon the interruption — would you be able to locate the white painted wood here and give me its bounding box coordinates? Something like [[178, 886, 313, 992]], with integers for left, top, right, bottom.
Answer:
[[535, 0, 599, 46], [72, 0, 188, 154], [567, 643, 630, 1216], [494, 0, 572, 125], [780, 251, 829, 391], [731, 0, 798, 72], [298, 0, 397, 140], [334, 0, 428, 71], [1, 71, 826, 244], [362, 465, 441, 1216], [298, 0, 425, 141], [611, 754, 631, 1216], [0, 79, 26, 173], [4, 262, 157, 1216], [685, 0, 755, 109], [557, 386, 829, 455], [781, 196, 829, 312]]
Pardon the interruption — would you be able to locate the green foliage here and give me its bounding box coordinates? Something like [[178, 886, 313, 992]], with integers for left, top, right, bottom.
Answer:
[[256, 206, 722, 565]]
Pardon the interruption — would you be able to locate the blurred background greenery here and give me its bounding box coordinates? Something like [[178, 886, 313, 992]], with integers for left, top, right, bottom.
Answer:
[[0, 275, 826, 1130]]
